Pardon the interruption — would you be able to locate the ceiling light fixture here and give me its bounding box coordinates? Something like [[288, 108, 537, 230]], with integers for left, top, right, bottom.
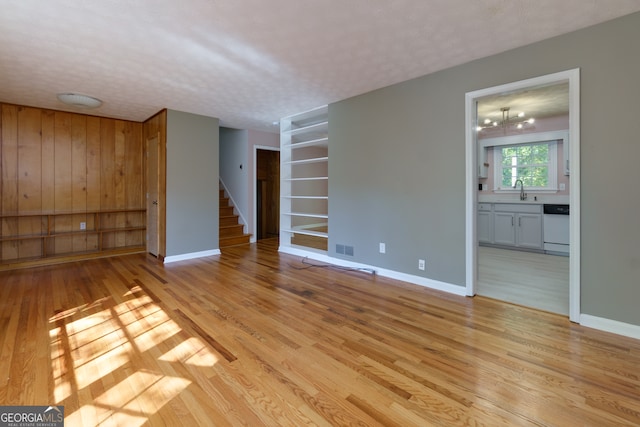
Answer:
[[476, 107, 534, 132], [57, 93, 103, 109]]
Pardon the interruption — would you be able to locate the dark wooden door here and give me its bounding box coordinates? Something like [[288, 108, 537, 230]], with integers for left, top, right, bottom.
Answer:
[[256, 149, 280, 240]]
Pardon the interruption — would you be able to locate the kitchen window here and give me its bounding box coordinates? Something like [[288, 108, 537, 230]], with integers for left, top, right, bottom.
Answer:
[[493, 141, 557, 191]]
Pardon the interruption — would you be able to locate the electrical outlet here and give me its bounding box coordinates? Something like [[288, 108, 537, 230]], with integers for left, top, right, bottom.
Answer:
[[559, 183, 566, 191], [80, 222, 86, 230], [379, 243, 386, 254], [418, 259, 425, 271]]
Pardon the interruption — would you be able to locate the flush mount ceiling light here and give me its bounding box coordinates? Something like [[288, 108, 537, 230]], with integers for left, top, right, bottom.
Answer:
[[476, 107, 535, 132], [57, 93, 103, 109]]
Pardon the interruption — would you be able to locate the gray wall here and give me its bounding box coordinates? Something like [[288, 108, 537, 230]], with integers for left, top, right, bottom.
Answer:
[[166, 110, 219, 256], [329, 12, 640, 325], [220, 127, 249, 224]]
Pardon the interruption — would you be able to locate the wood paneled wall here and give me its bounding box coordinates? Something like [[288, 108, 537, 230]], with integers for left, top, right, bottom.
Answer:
[[0, 103, 145, 263]]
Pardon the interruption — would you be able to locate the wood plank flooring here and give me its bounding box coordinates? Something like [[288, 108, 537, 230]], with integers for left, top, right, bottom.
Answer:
[[477, 246, 570, 315], [1, 238, 639, 426]]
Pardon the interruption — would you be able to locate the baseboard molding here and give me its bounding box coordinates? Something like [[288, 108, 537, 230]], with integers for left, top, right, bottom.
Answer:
[[579, 314, 640, 340], [282, 247, 640, 340], [164, 249, 221, 264], [278, 246, 467, 296]]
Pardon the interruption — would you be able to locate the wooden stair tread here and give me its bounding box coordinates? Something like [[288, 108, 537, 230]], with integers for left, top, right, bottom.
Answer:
[[219, 187, 250, 248]]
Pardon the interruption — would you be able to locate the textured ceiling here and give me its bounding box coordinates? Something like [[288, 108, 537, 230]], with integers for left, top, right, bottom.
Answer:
[[1, 1, 640, 132]]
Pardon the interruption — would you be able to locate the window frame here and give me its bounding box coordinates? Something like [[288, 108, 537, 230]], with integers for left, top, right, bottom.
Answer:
[[478, 130, 568, 194], [493, 141, 557, 192]]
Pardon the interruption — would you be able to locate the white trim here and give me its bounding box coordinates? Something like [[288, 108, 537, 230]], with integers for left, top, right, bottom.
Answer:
[[567, 70, 581, 322], [164, 249, 221, 263], [253, 145, 280, 244], [580, 314, 640, 340], [219, 176, 249, 235], [278, 246, 467, 296], [465, 68, 581, 322]]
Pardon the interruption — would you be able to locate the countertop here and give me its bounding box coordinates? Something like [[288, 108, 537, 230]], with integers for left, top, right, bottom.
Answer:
[[478, 194, 570, 205]]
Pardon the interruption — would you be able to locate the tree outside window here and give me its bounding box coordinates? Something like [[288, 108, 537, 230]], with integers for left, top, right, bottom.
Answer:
[[494, 141, 557, 190]]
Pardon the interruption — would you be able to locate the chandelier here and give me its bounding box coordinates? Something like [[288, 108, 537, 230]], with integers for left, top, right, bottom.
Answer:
[[476, 107, 534, 132]]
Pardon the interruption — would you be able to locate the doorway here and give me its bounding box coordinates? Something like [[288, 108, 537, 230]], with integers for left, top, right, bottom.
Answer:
[[256, 148, 280, 240], [465, 69, 581, 322]]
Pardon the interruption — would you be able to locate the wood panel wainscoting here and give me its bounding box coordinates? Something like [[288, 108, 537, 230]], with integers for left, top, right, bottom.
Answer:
[[1, 239, 639, 426], [0, 103, 147, 269]]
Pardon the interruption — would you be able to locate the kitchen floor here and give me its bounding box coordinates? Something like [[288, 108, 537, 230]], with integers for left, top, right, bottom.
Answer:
[[477, 246, 570, 315]]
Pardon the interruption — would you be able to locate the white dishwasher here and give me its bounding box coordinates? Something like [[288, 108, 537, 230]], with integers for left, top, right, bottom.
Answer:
[[543, 204, 569, 255]]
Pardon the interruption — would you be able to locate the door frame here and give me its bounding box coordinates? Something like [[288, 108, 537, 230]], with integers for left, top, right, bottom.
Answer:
[[464, 69, 581, 322], [253, 145, 280, 242], [146, 132, 160, 256]]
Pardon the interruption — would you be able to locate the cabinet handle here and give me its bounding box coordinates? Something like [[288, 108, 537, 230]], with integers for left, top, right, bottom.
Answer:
[[519, 217, 521, 227], [511, 217, 514, 226]]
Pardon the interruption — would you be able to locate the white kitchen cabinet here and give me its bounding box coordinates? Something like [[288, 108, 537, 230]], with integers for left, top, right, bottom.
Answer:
[[478, 204, 493, 244], [493, 212, 516, 246], [491, 203, 543, 250], [516, 213, 543, 249]]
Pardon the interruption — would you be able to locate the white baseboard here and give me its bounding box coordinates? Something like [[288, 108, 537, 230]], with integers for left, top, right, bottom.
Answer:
[[579, 314, 640, 340], [278, 246, 467, 296], [279, 248, 640, 341], [164, 249, 221, 264]]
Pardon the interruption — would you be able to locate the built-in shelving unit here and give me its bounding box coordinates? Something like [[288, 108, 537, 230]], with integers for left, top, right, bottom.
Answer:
[[280, 105, 328, 252], [0, 208, 146, 269]]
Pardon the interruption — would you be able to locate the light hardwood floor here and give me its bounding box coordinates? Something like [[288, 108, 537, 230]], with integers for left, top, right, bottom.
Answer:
[[1, 239, 639, 426], [477, 246, 570, 315]]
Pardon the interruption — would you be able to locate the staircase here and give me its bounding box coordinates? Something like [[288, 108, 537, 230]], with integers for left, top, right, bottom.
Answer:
[[219, 189, 251, 248]]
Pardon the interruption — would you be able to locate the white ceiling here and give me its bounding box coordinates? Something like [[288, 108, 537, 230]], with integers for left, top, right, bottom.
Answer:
[[2, 1, 640, 132]]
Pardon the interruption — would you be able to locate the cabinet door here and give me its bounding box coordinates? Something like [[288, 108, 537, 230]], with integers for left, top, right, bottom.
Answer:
[[493, 212, 516, 246], [478, 211, 493, 243], [516, 213, 543, 249]]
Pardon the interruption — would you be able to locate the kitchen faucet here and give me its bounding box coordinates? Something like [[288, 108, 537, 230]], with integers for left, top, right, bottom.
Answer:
[[513, 179, 527, 200]]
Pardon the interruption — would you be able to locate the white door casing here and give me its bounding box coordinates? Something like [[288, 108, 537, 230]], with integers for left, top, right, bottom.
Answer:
[[464, 69, 581, 322]]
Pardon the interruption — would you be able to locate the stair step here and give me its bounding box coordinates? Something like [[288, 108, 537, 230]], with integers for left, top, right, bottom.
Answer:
[[220, 206, 234, 216], [220, 224, 245, 238], [219, 234, 251, 248], [220, 215, 239, 227], [219, 185, 250, 248]]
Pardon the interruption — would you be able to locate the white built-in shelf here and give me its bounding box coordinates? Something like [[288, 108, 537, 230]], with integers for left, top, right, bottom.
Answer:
[[281, 196, 328, 199], [288, 137, 329, 149], [283, 177, 328, 182], [287, 121, 328, 136], [281, 228, 328, 238], [282, 212, 329, 219], [280, 105, 329, 252], [284, 157, 328, 165]]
